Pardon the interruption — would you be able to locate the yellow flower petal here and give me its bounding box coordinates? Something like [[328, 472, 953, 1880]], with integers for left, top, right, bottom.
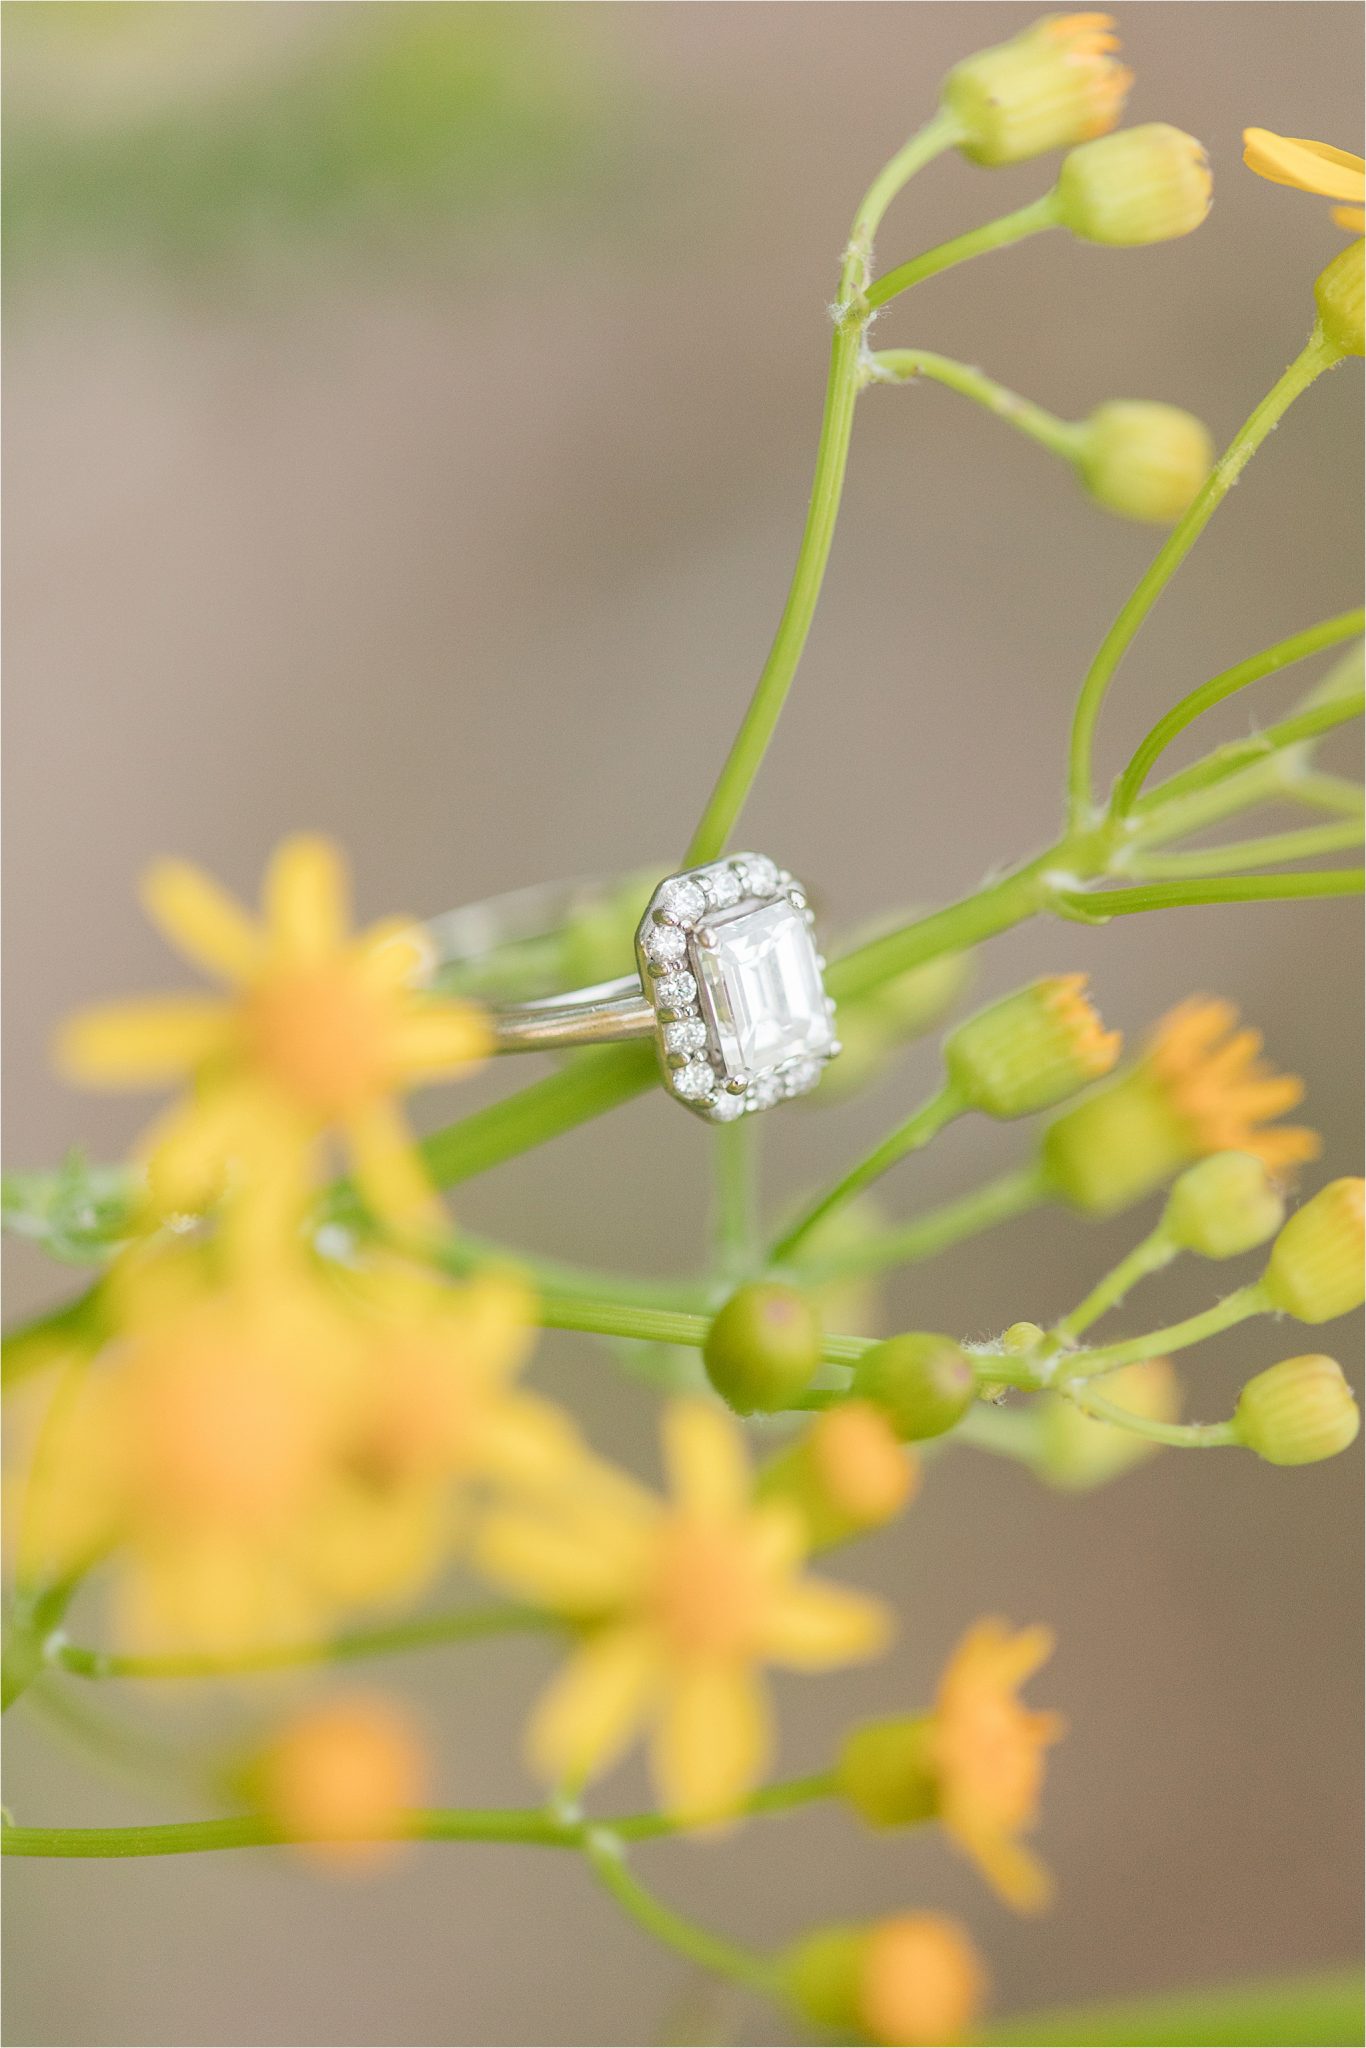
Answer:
[[55, 998, 232, 1087], [476, 1506, 646, 1614], [343, 1098, 442, 1233], [947, 1817, 1055, 1914], [478, 1393, 585, 1489], [354, 917, 435, 991], [1242, 129, 1365, 202], [652, 1663, 771, 1822], [391, 1003, 492, 1078], [660, 1400, 750, 1518], [263, 834, 349, 965], [527, 1625, 659, 1786], [140, 859, 262, 984], [758, 1575, 893, 1669], [139, 1082, 287, 1211], [1333, 205, 1366, 234]]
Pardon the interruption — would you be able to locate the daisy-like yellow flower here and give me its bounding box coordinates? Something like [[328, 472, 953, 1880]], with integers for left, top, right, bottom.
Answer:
[[56, 835, 489, 1234], [477, 1400, 892, 1824], [1044, 997, 1319, 1215], [930, 1619, 1065, 1911], [1243, 128, 1364, 235]]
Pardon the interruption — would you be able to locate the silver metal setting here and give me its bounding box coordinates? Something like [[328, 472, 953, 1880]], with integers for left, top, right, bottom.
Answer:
[[423, 856, 839, 1120]]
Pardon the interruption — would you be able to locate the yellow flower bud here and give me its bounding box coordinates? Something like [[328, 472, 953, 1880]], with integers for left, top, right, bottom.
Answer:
[[1077, 401, 1213, 523], [1233, 1355, 1360, 1466], [851, 1333, 976, 1441], [836, 1714, 938, 1827], [785, 1914, 987, 2048], [1033, 1359, 1180, 1489], [941, 13, 1131, 167], [1055, 124, 1212, 245], [758, 1402, 917, 1549], [944, 974, 1120, 1120], [1262, 1178, 1365, 1323], [255, 1696, 426, 1869], [1316, 236, 1365, 358], [1163, 1152, 1286, 1259]]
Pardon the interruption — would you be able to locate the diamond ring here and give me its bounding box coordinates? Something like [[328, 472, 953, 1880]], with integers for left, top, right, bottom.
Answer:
[[422, 856, 840, 1120]]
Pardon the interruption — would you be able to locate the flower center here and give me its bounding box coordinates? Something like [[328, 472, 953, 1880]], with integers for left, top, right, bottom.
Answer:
[[650, 1516, 766, 1659], [243, 967, 393, 1116]]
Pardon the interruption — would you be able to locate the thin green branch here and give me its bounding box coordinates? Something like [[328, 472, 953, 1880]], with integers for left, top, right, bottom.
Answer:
[[865, 347, 1083, 460], [1065, 1384, 1236, 1448], [1066, 324, 1343, 829], [1053, 1226, 1176, 1344], [582, 1831, 781, 1996], [1055, 1282, 1269, 1380], [865, 193, 1060, 310], [1130, 692, 1365, 819], [792, 1162, 1049, 1285], [1110, 611, 1364, 819], [769, 1083, 964, 1268], [1128, 820, 1365, 879], [1055, 868, 1364, 921]]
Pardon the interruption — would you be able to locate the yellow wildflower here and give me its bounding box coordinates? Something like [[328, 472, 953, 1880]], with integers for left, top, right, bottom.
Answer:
[[1045, 997, 1319, 1215], [256, 1695, 426, 1871], [786, 1913, 987, 2047], [1243, 128, 1364, 234], [478, 1400, 892, 1823], [931, 1619, 1064, 1911], [56, 835, 489, 1233]]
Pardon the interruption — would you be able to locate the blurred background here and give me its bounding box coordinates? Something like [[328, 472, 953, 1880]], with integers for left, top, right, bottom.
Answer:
[[3, 5, 1362, 2044]]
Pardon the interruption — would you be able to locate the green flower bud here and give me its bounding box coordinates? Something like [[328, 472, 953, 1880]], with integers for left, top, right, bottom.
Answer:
[[1043, 1067, 1190, 1214], [784, 1926, 866, 2034], [944, 975, 1120, 1120], [1262, 1178, 1365, 1323], [836, 1714, 938, 1828], [1316, 236, 1365, 358], [1163, 1152, 1286, 1259], [703, 1283, 822, 1414], [851, 1333, 975, 1441], [941, 14, 1131, 168], [1077, 401, 1213, 523], [1233, 1355, 1360, 1466], [1055, 124, 1212, 245]]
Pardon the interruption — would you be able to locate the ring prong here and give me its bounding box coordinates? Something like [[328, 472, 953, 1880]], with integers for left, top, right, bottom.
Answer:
[[725, 1073, 749, 1095], [696, 927, 719, 949]]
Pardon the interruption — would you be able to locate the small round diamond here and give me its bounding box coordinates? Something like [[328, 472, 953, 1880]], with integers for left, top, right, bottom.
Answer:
[[707, 1089, 746, 1122], [655, 972, 697, 1012], [673, 1061, 716, 1101], [782, 1057, 823, 1098], [664, 1017, 708, 1058], [701, 865, 742, 910], [657, 877, 706, 924], [747, 1072, 783, 1111], [740, 855, 780, 898], [643, 923, 689, 969]]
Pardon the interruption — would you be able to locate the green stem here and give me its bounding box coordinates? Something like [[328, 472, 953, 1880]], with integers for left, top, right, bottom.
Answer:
[[49, 1603, 556, 1683], [1290, 769, 1366, 817], [865, 194, 1061, 311], [826, 852, 1066, 1004], [793, 1161, 1049, 1285], [683, 112, 959, 868], [1066, 1384, 1237, 1447], [1058, 1281, 1269, 1381], [1128, 820, 1365, 879], [1066, 325, 1342, 829], [1130, 692, 1365, 819], [865, 347, 1083, 460], [535, 1288, 870, 1374], [1054, 868, 1363, 921], [1053, 1226, 1176, 1344], [1110, 610, 1365, 819], [712, 1118, 760, 1282], [582, 1831, 781, 1997], [769, 1083, 964, 1268]]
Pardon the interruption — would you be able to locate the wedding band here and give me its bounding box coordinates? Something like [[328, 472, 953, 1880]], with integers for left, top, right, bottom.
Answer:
[[423, 856, 841, 1121]]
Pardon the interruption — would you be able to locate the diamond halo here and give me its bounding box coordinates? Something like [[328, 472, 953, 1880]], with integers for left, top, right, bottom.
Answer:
[[634, 855, 840, 1121]]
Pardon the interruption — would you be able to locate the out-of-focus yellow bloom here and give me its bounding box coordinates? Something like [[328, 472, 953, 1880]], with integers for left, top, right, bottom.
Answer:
[[1243, 129, 1364, 234], [786, 1912, 987, 2047], [758, 1402, 918, 1550], [1033, 1358, 1180, 1488], [256, 1695, 426, 1871], [1044, 998, 1319, 1215], [56, 835, 489, 1234], [942, 14, 1131, 168], [478, 1400, 892, 1824], [17, 1250, 558, 1655]]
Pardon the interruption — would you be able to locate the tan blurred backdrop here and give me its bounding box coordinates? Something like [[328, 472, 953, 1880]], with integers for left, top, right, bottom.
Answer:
[[3, 5, 1362, 2044]]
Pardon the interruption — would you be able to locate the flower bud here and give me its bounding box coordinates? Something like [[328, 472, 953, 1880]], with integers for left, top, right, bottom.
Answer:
[[941, 14, 1131, 168], [944, 975, 1120, 1120], [1261, 1178, 1365, 1323], [851, 1333, 976, 1441], [1233, 1355, 1360, 1465], [1055, 124, 1212, 245], [1043, 1068, 1188, 1214], [1033, 1359, 1180, 1488], [1316, 236, 1365, 358], [1077, 401, 1213, 523], [836, 1713, 938, 1827], [703, 1283, 822, 1414], [1162, 1152, 1286, 1259], [785, 1914, 986, 2047], [255, 1696, 425, 1869], [758, 1402, 917, 1548]]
